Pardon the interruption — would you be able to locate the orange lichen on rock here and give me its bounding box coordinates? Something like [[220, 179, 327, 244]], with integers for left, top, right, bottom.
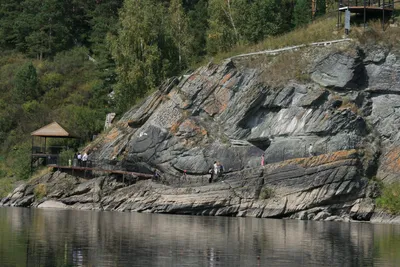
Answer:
[[188, 74, 198, 81], [180, 119, 206, 135], [170, 121, 181, 134], [220, 73, 232, 85], [382, 147, 400, 172], [204, 100, 220, 116], [181, 119, 198, 129], [278, 149, 357, 169], [167, 90, 176, 99], [105, 128, 119, 142]]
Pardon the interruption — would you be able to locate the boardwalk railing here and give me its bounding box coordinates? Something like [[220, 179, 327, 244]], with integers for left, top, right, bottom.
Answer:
[[46, 157, 154, 179]]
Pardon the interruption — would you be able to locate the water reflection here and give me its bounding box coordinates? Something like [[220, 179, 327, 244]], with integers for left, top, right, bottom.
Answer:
[[0, 207, 400, 266]]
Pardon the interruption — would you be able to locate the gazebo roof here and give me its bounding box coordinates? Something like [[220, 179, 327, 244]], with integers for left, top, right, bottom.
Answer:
[[31, 122, 79, 138]]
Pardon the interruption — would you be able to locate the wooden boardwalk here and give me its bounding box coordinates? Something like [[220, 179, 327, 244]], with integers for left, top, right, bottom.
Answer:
[[341, 6, 394, 13], [49, 164, 154, 179]]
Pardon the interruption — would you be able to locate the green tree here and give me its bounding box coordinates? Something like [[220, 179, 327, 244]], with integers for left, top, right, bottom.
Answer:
[[187, 0, 209, 63], [168, 0, 189, 72], [237, 0, 284, 44], [89, 0, 123, 62], [109, 0, 177, 112], [315, 0, 326, 18], [0, 0, 24, 50], [293, 0, 312, 27], [13, 62, 39, 102], [13, 0, 71, 59], [207, 0, 239, 54]]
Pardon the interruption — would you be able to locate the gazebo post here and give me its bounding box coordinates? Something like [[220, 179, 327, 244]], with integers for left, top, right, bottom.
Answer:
[[364, 0, 367, 29], [382, 0, 385, 31], [30, 136, 34, 177], [337, 0, 340, 28], [44, 137, 47, 164]]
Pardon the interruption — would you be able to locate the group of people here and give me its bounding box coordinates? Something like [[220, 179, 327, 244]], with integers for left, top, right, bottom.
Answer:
[[73, 152, 89, 167], [208, 161, 224, 183]]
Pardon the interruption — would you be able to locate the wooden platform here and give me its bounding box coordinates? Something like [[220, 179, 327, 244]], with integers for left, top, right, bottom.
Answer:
[[49, 164, 154, 179], [340, 6, 394, 13]]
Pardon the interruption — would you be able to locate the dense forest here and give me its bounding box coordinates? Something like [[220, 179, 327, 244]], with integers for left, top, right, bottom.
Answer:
[[0, 0, 329, 190]]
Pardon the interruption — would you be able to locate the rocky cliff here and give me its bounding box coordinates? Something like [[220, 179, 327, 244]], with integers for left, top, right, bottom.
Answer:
[[2, 41, 400, 223]]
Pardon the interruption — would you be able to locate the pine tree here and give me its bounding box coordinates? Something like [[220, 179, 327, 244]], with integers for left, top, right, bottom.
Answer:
[[0, 0, 24, 49], [89, 0, 123, 62], [109, 0, 175, 112], [187, 0, 209, 63], [14, 0, 71, 59], [13, 62, 40, 102], [207, 0, 239, 54], [293, 0, 312, 27], [168, 0, 189, 72], [237, 0, 284, 44], [315, 0, 326, 18]]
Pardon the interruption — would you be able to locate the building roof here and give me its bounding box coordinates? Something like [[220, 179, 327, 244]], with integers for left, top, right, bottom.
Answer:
[[31, 122, 79, 138]]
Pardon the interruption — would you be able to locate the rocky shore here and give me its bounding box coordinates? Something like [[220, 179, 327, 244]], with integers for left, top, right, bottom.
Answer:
[[2, 41, 400, 223]]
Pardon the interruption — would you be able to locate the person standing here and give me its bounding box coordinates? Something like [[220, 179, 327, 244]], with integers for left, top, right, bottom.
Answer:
[[213, 161, 219, 177], [77, 152, 82, 166], [208, 167, 214, 183], [308, 144, 314, 157], [261, 153, 265, 166], [82, 153, 88, 167], [218, 163, 224, 177]]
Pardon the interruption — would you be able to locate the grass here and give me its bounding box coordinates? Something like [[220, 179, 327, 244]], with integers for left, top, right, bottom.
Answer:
[[208, 15, 341, 64], [33, 184, 47, 200], [194, 9, 400, 70], [260, 187, 274, 199], [355, 20, 400, 49], [376, 182, 400, 215], [260, 50, 311, 87], [0, 178, 13, 198], [337, 95, 362, 115], [28, 167, 52, 183]]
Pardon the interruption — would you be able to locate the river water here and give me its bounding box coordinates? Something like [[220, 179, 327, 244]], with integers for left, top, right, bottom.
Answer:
[[1, 207, 400, 267]]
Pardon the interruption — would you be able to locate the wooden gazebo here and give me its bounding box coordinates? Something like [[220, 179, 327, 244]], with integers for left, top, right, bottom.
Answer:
[[337, 0, 395, 29], [31, 122, 79, 170]]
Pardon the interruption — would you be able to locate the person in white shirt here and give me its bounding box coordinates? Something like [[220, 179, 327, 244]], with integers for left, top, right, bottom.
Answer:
[[308, 144, 314, 157], [213, 161, 219, 176], [77, 153, 82, 166], [82, 153, 88, 167]]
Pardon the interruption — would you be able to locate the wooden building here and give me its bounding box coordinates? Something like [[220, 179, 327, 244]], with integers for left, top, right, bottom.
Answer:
[[338, 0, 395, 29], [31, 122, 79, 170]]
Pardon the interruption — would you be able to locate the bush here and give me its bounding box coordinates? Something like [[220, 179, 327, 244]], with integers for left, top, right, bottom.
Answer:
[[8, 142, 32, 180], [0, 178, 13, 198], [260, 187, 274, 199], [376, 182, 400, 215], [59, 149, 75, 166], [33, 184, 47, 200]]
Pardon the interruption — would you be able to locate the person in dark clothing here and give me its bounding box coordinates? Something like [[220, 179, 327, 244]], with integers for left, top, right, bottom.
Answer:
[[218, 163, 224, 177], [208, 167, 214, 183], [153, 170, 160, 181]]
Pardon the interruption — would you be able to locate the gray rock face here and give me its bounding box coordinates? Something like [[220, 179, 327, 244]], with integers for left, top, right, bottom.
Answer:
[[311, 51, 366, 89], [38, 200, 67, 209], [4, 42, 400, 223], [0, 151, 372, 220]]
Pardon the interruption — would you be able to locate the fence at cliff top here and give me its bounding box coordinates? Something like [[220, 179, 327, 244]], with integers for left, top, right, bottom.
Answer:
[[228, 39, 353, 60]]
